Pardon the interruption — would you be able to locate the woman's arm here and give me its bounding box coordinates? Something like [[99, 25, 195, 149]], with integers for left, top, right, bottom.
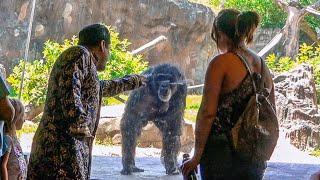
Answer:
[[182, 57, 225, 176], [1, 150, 10, 180]]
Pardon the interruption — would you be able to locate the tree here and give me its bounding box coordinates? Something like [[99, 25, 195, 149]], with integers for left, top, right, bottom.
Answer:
[[273, 0, 320, 58], [204, 0, 320, 58]]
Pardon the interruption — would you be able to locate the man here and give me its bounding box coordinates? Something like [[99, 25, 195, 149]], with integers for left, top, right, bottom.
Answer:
[[27, 24, 146, 179], [0, 73, 14, 158]]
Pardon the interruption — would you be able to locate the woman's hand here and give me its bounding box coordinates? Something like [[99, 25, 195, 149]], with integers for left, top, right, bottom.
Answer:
[[181, 156, 200, 177]]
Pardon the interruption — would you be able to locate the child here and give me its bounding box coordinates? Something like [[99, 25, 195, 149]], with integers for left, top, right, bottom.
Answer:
[[1, 99, 27, 180]]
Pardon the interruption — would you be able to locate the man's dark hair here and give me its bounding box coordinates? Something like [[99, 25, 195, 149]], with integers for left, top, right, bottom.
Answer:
[[78, 23, 111, 46]]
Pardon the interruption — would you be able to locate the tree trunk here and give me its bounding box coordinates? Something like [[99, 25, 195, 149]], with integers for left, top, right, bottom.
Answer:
[[273, 0, 320, 59], [280, 6, 304, 58]]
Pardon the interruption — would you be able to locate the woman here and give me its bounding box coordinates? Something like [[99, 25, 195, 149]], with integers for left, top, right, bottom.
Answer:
[[182, 9, 275, 179]]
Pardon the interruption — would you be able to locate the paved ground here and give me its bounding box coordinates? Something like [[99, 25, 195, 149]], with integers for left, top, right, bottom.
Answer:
[[21, 133, 320, 180], [20, 105, 320, 179], [90, 156, 320, 180]]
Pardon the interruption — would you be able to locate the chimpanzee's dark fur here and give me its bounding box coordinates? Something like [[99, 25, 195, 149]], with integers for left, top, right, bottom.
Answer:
[[120, 64, 187, 175]]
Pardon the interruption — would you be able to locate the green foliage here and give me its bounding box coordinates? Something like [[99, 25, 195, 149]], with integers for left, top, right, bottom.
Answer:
[[223, 0, 287, 28], [98, 28, 148, 80], [7, 27, 148, 106], [266, 54, 295, 73], [190, 0, 320, 31]]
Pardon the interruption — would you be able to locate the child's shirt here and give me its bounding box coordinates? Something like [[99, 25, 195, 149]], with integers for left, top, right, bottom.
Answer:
[[5, 135, 27, 180]]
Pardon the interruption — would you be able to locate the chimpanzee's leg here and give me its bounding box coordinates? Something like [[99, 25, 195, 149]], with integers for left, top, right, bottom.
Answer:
[[120, 115, 144, 175], [161, 133, 181, 175], [154, 113, 182, 175]]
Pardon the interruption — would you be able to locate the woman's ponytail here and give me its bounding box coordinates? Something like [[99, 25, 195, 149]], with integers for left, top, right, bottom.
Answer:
[[236, 11, 260, 45]]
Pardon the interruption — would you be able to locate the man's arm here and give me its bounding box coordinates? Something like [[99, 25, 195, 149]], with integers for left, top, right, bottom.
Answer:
[[100, 74, 146, 97], [59, 60, 91, 138], [0, 76, 14, 122]]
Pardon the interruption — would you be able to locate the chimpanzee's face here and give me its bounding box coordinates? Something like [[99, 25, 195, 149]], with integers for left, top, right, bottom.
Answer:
[[154, 74, 178, 102]]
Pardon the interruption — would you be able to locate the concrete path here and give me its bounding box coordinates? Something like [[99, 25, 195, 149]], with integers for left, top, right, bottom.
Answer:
[[19, 105, 319, 179]]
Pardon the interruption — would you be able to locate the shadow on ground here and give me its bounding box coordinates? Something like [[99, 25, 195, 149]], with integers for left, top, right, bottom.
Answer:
[[91, 156, 319, 180]]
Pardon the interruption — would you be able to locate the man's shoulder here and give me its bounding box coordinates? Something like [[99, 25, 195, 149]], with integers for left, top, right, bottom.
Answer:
[[56, 45, 92, 66], [62, 45, 91, 60]]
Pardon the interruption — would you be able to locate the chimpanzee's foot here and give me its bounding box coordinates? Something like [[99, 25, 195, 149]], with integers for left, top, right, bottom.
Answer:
[[166, 167, 180, 175], [132, 166, 144, 172], [120, 168, 132, 175]]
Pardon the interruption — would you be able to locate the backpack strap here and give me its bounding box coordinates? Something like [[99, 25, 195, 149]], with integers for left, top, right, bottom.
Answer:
[[260, 57, 265, 86], [234, 53, 258, 94]]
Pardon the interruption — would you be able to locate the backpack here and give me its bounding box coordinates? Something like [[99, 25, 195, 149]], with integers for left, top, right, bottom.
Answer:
[[229, 53, 279, 162]]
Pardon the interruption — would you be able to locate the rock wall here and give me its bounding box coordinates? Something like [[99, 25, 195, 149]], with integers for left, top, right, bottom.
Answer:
[[0, 0, 215, 83], [0, 64, 6, 78], [275, 64, 320, 150], [0, 0, 285, 84], [251, 28, 282, 54], [96, 117, 195, 153]]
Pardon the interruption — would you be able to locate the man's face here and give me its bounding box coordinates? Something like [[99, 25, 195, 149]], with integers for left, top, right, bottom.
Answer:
[[96, 41, 110, 72]]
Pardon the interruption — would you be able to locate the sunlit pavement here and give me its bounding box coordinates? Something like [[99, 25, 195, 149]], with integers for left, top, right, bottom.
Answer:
[[20, 131, 320, 180], [20, 105, 320, 179]]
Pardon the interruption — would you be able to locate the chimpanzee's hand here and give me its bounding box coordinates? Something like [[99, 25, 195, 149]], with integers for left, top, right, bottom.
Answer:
[[138, 75, 148, 87]]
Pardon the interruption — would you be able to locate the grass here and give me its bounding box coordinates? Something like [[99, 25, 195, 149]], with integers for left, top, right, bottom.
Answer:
[[310, 148, 320, 157], [94, 137, 114, 146], [102, 94, 129, 106], [16, 122, 39, 138], [103, 94, 202, 122], [185, 95, 202, 122]]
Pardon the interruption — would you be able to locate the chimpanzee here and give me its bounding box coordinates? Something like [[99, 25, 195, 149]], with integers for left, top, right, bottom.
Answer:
[[120, 64, 187, 175]]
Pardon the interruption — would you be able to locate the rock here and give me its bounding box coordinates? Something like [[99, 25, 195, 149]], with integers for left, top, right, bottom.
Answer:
[[96, 117, 195, 153], [96, 117, 121, 141], [24, 104, 44, 121], [275, 64, 320, 150], [0, 64, 6, 78], [0, 0, 215, 83]]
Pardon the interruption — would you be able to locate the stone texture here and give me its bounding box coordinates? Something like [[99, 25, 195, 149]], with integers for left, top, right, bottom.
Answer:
[[275, 64, 320, 150], [0, 0, 215, 83], [96, 118, 195, 153], [251, 28, 281, 54], [0, 64, 6, 78], [1, 0, 290, 83]]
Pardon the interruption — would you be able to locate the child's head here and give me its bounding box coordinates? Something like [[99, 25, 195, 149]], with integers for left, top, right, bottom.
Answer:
[[9, 98, 25, 130]]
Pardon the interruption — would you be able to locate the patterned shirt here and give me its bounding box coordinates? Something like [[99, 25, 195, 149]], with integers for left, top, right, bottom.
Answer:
[[27, 46, 144, 180]]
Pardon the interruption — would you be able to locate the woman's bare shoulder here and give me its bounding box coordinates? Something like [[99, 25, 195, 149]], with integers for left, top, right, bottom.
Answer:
[[210, 52, 237, 65]]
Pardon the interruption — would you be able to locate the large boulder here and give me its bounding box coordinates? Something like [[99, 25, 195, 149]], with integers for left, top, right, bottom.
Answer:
[[96, 117, 195, 153], [1, 0, 215, 83], [275, 64, 320, 150]]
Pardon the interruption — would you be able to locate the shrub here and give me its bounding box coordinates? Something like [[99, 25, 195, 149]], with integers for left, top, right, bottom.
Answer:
[[266, 43, 320, 102], [7, 27, 148, 106]]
